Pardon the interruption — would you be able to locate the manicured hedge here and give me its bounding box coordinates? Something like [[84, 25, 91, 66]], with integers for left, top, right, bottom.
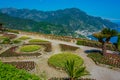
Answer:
[[77, 39, 116, 51], [0, 61, 40, 80], [48, 52, 83, 69], [60, 44, 79, 51]]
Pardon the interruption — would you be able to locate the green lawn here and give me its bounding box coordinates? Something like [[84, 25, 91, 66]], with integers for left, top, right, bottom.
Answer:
[[18, 36, 30, 40], [48, 52, 83, 69], [20, 45, 41, 52], [29, 39, 48, 43]]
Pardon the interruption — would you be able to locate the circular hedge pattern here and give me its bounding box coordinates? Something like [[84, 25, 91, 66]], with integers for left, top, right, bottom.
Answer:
[[20, 45, 41, 52], [48, 52, 83, 69]]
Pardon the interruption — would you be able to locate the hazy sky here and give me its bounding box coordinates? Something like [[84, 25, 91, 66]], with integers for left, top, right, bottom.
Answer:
[[0, 0, 120, 21]]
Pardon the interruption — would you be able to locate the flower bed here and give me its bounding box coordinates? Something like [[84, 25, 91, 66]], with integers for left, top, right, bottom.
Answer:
[[0, 46, 41, 57], [48, 52, 83, 69], [3, 33, 17, 39], [87, 53, 120, 68], [60, 44, 79, 51], [20, 45, 41, 52], [4, 61, 35, 71]]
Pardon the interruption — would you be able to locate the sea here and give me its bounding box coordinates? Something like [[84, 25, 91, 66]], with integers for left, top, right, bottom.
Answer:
[[88, 27, 120, 43]]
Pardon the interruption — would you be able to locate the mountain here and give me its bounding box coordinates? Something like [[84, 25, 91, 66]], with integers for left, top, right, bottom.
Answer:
[[0, 8, 118, 37], [0, 13, 76, 37]]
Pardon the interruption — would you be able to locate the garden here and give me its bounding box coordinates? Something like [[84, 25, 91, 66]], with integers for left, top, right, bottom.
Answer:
[[87, 53, 120, 69]]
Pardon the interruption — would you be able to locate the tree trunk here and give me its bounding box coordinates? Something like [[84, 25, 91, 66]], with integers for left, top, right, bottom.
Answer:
[[102, 42, 107, 56], [70, 77, 75, 80]]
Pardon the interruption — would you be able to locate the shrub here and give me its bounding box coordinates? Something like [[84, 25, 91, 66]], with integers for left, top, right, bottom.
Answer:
[[20, 45, 41, 52], [48, 52, 83, 69], [0, 61, 40, 80]]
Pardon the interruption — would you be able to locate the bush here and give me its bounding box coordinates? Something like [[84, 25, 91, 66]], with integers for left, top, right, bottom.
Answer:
[[48, 52, 83, 69], [29, 39, 48, 43], [0, 61, 40, 80], [20, 45, 41, 52]]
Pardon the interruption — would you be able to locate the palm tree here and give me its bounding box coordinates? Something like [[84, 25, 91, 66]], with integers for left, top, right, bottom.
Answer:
[[64, 60, 89, 80], [117, 34, 120, 51], [93, 28, 117, 55]]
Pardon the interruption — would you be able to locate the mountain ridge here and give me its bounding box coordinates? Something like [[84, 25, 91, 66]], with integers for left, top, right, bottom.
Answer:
[[0, 7, 118, 37]]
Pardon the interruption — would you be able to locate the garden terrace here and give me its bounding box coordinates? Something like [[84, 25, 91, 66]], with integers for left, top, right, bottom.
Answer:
[[87, 53, 120, 69], [4, 61, 35, 71], [60, 44, 79, 51], [48, 52, 83, 69], [0, 46, 41, 57]]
